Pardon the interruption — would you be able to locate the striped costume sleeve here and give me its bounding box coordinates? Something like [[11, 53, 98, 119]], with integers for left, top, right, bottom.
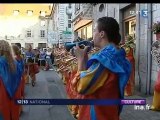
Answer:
[[76, 62, 109, 95]]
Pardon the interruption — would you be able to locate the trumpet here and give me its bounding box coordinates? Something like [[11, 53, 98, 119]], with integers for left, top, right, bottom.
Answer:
[[64, 40, 94, 53]]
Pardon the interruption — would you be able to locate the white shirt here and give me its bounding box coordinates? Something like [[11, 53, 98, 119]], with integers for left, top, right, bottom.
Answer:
[[46, 51, 52, 59]]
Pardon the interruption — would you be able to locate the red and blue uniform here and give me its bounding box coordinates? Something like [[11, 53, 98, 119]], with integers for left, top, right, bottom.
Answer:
[[74, 44, 131, 120], [0, 56, 24, 120]]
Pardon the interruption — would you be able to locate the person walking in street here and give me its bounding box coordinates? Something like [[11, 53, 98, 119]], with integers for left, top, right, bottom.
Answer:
[[12, 45, 25, 115], [51, 48, 55, 65], [39, 48, 46, 68], [44, 48, 53, 71], [25, 45, 37, 86], [72, 17, 131, 120], [0, 40, 23, 120]]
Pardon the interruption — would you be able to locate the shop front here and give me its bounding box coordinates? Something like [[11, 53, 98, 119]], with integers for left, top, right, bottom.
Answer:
[[73, 19, 93, 40]]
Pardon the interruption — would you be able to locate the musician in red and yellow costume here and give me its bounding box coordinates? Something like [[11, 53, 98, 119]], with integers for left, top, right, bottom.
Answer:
[[0, 40, 24, 120], [151, 41, 160, 111], [72, 17, 131, 120], [12, 45, 25, 114], [122, 35, 135, 96], [25, 45, 37, 86]]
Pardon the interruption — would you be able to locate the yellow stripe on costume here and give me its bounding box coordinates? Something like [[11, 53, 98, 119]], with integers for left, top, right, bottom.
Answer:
[[77, 64, 100, 93], [151, 90, 160, 111], [85, 69, 108, 95]]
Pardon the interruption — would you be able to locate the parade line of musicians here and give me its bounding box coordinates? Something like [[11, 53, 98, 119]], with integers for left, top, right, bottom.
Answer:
[[0, 17, 160, 120]]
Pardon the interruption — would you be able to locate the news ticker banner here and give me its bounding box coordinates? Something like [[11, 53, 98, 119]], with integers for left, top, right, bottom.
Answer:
[[15, 99, 146, 105]]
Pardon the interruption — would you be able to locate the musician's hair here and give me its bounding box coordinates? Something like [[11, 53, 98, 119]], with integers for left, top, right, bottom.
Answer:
[[0, 40, 16, 72], [97, 17, 121, 45], [12, 45, 21, 56]]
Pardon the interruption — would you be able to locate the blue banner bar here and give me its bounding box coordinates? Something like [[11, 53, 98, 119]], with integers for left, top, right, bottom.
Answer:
[[0, 114, 3, 120], [15, 99, 146, 105]]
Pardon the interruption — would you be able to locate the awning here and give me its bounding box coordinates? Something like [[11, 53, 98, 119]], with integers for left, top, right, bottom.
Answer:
[[74, 19, 93, 31]]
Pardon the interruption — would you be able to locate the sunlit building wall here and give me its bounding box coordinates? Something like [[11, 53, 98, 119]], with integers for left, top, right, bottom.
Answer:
[[0, 4, 53, 49]]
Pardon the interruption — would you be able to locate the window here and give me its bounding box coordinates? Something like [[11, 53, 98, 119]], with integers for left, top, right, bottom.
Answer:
[[75, 4, 80, 13], [68, 4, 72, 8], [68, 15, 71, 19], [99, 4, 104, 12], [13, 10, 19, 16], [40, 11, 45, 17], [87, 24, 93, 39], [40, 30, 45, 38], [81, 28, 87, 39], [122, 4, 136, 41], [68, 24, 71, 28], [68, 20, 72, 23], [60, 34, 63, 39], [27, 30, 31, 37], [27, 10, 33, 16], [78, 4, 80, 10], [68, 20, 72, 28]]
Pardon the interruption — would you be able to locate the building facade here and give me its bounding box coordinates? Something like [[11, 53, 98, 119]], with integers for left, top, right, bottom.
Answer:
[[0, 4, 53, 49], [51, 4, 74, 45], [92, 3, 160, 95], [72, 3, 93, 41]]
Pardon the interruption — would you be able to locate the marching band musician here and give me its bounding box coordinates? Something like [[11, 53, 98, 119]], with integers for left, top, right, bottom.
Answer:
[[72, 17, 131, 120], [124, 46, 135, 96], [123, 35, 135, 96], [12, 45, 25, 115], [54, 44, 100, 119], [25, 45, 37, 86], [151, 41, 160, 111], [53, 46, 78, 116], [0, 40, 23, 120]]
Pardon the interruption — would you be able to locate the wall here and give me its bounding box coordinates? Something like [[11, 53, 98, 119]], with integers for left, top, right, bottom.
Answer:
[[135, 3, 160, 94]]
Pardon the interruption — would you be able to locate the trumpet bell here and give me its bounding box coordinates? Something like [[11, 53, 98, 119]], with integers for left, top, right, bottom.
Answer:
[[64, 40, 93, 52]]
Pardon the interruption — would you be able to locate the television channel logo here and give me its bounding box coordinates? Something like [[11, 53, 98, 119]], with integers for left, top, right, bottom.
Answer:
[[141, 9, 148, 18]]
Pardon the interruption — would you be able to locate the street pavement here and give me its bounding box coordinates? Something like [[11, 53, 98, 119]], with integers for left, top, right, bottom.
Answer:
[[20, 70, 75, 120], [20, 69, 160, 120]]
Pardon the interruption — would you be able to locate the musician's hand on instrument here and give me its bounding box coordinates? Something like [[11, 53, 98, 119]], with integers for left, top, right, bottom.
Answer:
[[74, 43, 89, 60]]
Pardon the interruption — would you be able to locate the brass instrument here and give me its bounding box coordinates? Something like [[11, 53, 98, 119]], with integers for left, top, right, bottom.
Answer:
[[53, 44, 100, 119]]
